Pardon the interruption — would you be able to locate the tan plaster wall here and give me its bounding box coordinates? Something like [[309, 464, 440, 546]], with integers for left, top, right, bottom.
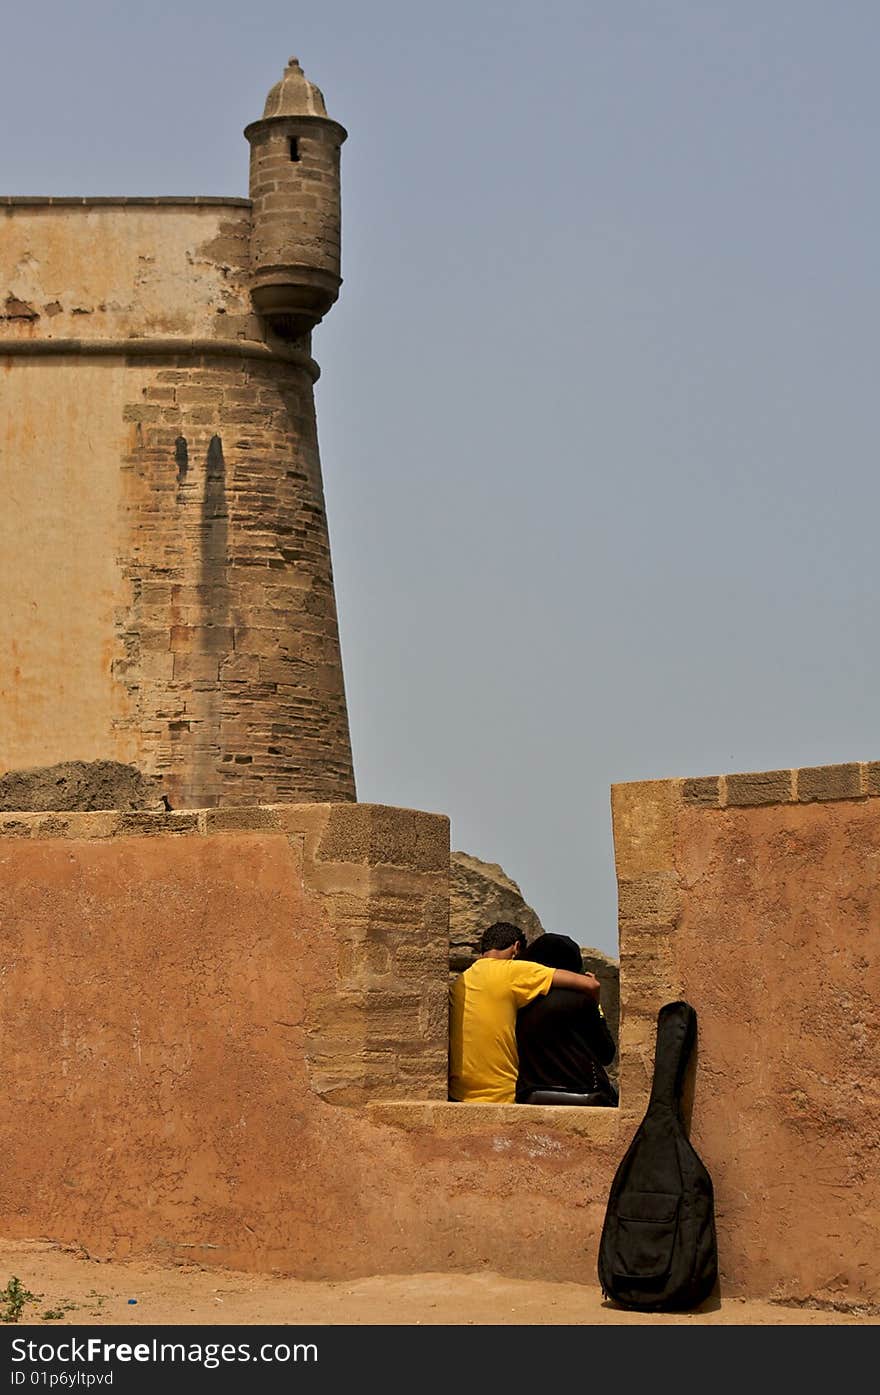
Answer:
[[611, 762, 880, 1307], [0, 359, 136, 768], [0, 204, 257, 344], [4, 771, 874, 1304], [0, 803, 630, 1284]]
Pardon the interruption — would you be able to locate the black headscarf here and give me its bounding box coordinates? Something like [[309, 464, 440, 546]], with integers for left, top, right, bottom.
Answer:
[[520, 933, 583, 973]]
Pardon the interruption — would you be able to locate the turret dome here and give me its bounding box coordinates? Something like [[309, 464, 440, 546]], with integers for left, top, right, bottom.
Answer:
[[262, 57, 328, 119]]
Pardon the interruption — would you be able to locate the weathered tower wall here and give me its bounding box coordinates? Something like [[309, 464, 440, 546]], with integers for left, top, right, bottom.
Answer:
[[0, 197, 354, 806]]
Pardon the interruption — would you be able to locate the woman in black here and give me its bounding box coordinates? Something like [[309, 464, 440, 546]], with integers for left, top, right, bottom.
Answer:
[[515, 933, 618, 1106]]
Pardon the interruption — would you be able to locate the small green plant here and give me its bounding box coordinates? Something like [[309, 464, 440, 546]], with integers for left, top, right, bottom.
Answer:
[[0, 1277, 37, 1324], [40, 1298, 79, 1322]]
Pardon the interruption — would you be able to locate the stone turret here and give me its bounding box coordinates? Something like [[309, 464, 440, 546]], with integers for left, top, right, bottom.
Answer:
[[245, 57, 347, 335]]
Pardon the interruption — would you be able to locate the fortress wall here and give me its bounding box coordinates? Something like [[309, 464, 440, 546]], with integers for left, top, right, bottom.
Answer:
[[0, 803, 451, 1272], [612, 761, 880, 1306], [0, 777, 876, 1303], [0, 803, 629, 1284], [0, 204, 355, 806]]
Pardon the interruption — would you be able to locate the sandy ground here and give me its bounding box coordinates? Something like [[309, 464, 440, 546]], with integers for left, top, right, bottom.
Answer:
[[0, 1239, 875, 1326]]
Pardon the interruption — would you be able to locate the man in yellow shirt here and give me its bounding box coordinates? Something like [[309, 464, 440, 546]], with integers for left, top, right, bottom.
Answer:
[[449, 922, 602, 1103]]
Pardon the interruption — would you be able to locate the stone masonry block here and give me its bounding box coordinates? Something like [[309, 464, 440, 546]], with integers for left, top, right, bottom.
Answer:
[[866, 763, 880, 797], [617, 1009, 663, 1110], [335, 942, 357, 979], [307, 992, 366, 1043], [170, 625, 235, 654], [174, 387, 223, 406], [682, 776, 721, 807], [363, 993, 425, 1045], [619, 942, 680, 1005], [259, 659, 305, 685], [300, 859, 371, 900], [370, 808, 450, 872], [38, 812, 118, 839], [316, 803, 449, 872], [617, 872, 682, 929], [307, 1076, 367, 1107], [796, 764, 863, 803], [136, 629, 173, 653], [136, 653, 175, 681], [233, 628, 296, 659], [0, 818, 36, 838], [348, 942, 394, 980], [610, 779, 679, 878], [393, 943, 449, 976], [219, 654, 262, 682], [201, 807, 283, 834], [419, 990, 450, 1040], [357, 887, 429, 920], [321, 889, 371, 922], [172, 653, 220, 682], [317, 803, 372, 863], [725, 769, 793, 807], [112, 812, 200, 837], [422, 890, 450, 937]]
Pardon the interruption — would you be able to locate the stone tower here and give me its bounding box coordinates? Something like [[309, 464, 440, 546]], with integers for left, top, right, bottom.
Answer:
[[0, 58, 356, 809]]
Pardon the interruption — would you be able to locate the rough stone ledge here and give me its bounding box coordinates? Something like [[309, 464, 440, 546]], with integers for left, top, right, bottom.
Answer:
[[641, 758, 880, 811], [1, 196, 252, 207], [0, 336, 318, 378], [0, 802, 447, 849], [366, 1100, 626, 1140]]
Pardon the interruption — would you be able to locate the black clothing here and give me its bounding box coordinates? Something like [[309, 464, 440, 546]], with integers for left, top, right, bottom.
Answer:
[[516, 988, 617, 1105], [521, 1088, 616, 1106]]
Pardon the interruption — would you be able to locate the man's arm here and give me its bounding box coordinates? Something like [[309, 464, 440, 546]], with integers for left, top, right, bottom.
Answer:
[[551, 969, 600, 1001]]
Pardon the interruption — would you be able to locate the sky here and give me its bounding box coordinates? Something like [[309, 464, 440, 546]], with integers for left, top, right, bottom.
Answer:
[[2, 1, 879, 955]]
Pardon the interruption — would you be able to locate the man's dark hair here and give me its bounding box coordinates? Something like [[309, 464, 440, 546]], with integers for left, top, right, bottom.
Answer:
[[480, 922, 526, 955], [519, 932, 583, 973]]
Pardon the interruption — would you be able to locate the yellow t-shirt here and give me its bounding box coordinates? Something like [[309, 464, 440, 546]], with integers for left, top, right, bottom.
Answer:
[[449, 958, 555, 1103]]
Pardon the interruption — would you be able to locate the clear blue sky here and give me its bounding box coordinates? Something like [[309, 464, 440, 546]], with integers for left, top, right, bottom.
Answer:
[[4, 2, 879, 954]]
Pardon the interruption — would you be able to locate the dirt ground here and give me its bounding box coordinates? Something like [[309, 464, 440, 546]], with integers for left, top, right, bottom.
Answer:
[[0, 1239, 875, 1326]]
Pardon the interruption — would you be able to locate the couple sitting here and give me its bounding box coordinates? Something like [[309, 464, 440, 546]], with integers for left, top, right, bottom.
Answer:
[[449, 921, 618, 1106]]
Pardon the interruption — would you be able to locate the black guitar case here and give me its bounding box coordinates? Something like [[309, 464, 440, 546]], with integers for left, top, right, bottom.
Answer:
[[597, 1000, 718, 1311]]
